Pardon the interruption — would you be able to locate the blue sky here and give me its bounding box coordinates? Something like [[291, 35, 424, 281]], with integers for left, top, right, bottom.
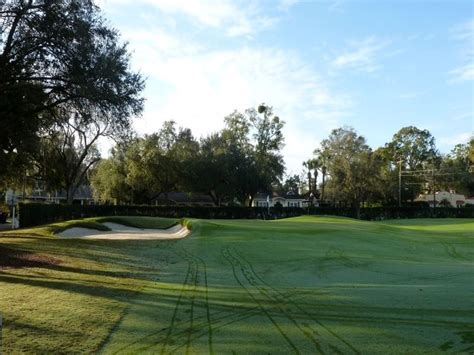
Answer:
[[98, 0, 473, 174]]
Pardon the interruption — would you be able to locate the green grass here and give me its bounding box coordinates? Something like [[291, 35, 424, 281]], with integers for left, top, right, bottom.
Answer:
[[0, 216, 473, 354]]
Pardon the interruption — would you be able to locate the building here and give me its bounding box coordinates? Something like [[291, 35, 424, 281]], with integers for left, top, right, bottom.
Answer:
[[5, 185, 94, 205], [252, 191, 307, 208], [417, 190, 474, 207]]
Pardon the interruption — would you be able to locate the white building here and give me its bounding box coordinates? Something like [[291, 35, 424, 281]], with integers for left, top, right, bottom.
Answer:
[[252, 191, 307, 208], [417, 190, 474, 207]]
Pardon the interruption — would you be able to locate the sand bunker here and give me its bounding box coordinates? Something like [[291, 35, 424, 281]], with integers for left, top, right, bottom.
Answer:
[[58, 223, 189, 240]]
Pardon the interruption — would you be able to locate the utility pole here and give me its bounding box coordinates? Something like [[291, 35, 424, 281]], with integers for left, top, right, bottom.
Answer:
[[267, 194, 270, 217], [307, 171, 312, 215], [432, 169, 436, 208], [321, 165, 326, 205], [398, 160, 402, 207]]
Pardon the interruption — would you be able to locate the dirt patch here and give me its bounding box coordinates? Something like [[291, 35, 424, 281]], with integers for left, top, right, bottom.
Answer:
[[0, 246, 60, 270]]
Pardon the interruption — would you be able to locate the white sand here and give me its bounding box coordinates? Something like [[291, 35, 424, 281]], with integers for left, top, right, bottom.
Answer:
[[58, 223, 189, 240]]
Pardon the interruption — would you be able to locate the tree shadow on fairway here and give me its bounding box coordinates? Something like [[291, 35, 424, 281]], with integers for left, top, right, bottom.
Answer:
[[0, 237, 189, 306], [0, 272, 140, 301], [0, 246, 60, 270], [1, 236, 184, 281]]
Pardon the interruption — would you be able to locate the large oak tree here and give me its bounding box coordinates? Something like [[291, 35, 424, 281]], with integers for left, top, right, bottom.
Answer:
[[321, 127, 382, 216], [0, 0, 144, 187]]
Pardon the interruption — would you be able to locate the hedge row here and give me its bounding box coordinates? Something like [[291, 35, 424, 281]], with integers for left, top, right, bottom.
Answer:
[[18, 203, 474, 228], [308, 206, 474, 220], [18, 203, 302, 228]]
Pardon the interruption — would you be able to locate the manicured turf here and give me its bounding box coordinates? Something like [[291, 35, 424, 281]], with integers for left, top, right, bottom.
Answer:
[[0, 216, 473, 353]]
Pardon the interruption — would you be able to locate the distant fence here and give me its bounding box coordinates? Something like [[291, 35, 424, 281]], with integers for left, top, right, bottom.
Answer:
[[18, 203, 474, 228]]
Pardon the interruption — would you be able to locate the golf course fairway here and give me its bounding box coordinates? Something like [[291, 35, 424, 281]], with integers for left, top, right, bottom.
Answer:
[[0, 216, 473, 354]]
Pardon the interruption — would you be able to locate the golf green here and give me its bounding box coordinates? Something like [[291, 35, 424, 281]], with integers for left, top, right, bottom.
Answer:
[[0, 216, 473, 354]]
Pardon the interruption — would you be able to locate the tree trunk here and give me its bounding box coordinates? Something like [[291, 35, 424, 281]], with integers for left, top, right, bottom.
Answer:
[[313, 170, 318, 195], [354, 203, 361, 219], [66, 184, 76, 204], [208, 191, 221, 206], [321, 172, 326, 204]]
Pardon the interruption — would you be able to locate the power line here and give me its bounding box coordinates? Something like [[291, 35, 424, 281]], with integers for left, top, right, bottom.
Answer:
[[401, 170, 472, 177], [398, 166, 473, 207]]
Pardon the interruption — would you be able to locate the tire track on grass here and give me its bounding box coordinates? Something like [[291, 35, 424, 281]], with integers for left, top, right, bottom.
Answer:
[[114, 290, 260, 353], [168, 289, 322, 354], [223, 247, 327, 354], [169, 248, 309, 354], [236, 247, 359, 354], [222, 247, 303, 354], [228, 247, 360, 354], [136, 248, 210, 354], [112, 254, 196, 354], [442, 242, 470, 262], [168, 287, 320, 352], [113, 246, 321, 354], [157, 249, 200, 355], [174, 248, 214, 355]]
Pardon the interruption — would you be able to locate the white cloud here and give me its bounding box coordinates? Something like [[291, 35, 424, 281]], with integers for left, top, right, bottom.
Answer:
[[123, 32, 349, 172], [439, 131, 473, 147], [278, 0, 300, 12], [398, 91, 423, 100], [451, 19, 474, 41], [332, 36, 390, 73], [328, 0, 346, 13], [134, 44, 349, 126], [121, 28, 201, 57], [99, 0, 281, 37], [452, 111, 474, 121], [449, 63, 474, 83], [449, 18, 474, 83], [98, 0, 348, 172]]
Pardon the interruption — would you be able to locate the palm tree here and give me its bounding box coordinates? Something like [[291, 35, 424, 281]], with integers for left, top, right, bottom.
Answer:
[[303, 158, 320, 201], [313, 150, 330, 204], [320, 164, 327, 203]]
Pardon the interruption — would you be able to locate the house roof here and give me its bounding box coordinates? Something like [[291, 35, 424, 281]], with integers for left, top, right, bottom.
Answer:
[[254, 191, 305, 200], [281, 192, 305, 200]]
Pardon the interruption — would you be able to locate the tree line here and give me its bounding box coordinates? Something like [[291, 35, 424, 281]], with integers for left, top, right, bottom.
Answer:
[[91, 106, 285, 206], [301, 126, 473, 216], [91, 122, 473, 210]]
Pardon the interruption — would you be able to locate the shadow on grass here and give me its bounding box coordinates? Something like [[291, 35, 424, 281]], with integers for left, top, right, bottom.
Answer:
[[0, 246, 60, 270], [1, 236, 182, 273], [0, 272, 139, 301]]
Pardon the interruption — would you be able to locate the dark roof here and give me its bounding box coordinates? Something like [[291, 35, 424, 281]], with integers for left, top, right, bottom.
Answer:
[[281, 192, 305, 200], [254, 192, 271, 200], [254, 191, 305, 200]]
